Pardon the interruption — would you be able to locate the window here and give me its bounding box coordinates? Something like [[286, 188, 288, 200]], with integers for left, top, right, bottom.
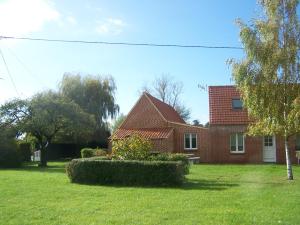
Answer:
[[232, 99, 243, 109], [264, 136, 273, 147], [296, 135, 300, 150], [184, 133, 197, 150], [230, 133, 245, 153]]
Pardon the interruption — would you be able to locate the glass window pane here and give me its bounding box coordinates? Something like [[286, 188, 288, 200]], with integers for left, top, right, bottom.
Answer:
[[185, 134, 190, 149], [230, 134, 236, 151], [191, 134, 197, 148], [232, 99, 243, 109], [237, 133, 244, 151]]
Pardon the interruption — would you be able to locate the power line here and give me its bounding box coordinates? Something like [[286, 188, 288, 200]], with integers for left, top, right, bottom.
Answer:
[[0, 48, 19, 96], [6, 47, 48, 88], [0, 35, 244, 50]]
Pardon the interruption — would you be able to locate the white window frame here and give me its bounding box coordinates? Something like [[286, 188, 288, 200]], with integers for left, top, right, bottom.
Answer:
[[230, 133, 245, 153], [184, 133, 198, 150]]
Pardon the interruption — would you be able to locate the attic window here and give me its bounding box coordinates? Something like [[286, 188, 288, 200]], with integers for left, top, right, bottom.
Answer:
[[232, 99, 243, 109]]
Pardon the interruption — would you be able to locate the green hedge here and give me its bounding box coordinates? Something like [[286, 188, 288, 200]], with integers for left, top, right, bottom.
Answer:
[[18, 143, 31, 162], [0, 148, 22, 168], [148, 153, 190, 174], [66, 159, 185, 186]]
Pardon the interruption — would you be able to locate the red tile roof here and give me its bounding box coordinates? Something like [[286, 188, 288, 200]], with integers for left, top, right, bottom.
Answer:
[[209, 85, 249, 125], [110, 128, 174, 140], [144, 92, 186, 124]]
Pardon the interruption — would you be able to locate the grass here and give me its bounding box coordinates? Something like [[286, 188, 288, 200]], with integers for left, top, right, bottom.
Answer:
[[0, 162, 300, 225]]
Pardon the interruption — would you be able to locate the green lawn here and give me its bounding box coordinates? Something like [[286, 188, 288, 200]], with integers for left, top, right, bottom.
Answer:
[[1, 162, 300, 225]]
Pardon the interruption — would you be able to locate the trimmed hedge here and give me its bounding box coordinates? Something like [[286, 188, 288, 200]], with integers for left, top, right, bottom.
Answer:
[[0, 148, 22, 168], [66, 159, 185, 186], [148, 153, 190, 174]]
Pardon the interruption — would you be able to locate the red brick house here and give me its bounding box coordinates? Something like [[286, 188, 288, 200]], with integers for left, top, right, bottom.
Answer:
[[208, 85, 299, 164], [110, 87, 300, 164], [110, 92, 209, 158]]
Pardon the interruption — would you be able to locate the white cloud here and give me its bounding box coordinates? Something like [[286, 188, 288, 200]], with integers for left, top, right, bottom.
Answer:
[[66, 15, 77, 25], [0, 0, 60, 37], [95, 18, 127, 35]]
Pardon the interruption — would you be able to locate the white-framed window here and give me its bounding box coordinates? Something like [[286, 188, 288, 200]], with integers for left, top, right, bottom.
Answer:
[[230, 133, 245, 153], [184, 133, 197, 150]]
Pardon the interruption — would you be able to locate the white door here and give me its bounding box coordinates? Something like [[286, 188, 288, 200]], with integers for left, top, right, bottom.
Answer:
[[263, 136, 276, 162]]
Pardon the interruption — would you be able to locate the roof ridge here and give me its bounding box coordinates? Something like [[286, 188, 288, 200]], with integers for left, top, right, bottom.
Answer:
[[143, 92, 186, 124]]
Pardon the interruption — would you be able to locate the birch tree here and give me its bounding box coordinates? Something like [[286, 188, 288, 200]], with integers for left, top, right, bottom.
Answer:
[[230, 0, 300, 180]]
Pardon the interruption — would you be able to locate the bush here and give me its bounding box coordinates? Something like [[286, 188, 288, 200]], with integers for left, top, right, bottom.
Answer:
[[18, 143, 32, 162], [66, 159, 185, 186], [148, 153, 190, 174], [0, 148, 22, 168], [94, 148, 107, 157], [81, 148, 94, 158], [112, 134, 152, 160]]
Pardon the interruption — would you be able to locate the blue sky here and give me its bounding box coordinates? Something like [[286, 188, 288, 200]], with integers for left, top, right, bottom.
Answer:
[[0, 0, 259, 123]]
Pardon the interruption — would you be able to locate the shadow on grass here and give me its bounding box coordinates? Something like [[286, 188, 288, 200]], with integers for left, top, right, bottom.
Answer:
[[69, 176, 239, 190], [3, 161, 68, 174], [182, 178, 239, 190]]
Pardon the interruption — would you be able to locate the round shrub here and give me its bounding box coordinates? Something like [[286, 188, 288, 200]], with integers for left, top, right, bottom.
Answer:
[[81, 148, 94, 158], [112, 134, 152, 160]]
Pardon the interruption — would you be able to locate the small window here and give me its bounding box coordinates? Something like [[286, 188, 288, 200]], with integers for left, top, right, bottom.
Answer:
[[296, 135, 300, 150], [184, 133, 197, 150], [232, 99, 243, 109], [230, 133, 245, 153], [264, 136, 273, 147]]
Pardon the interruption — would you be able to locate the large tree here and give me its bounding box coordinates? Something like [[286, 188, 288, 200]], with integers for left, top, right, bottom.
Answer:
[[142, 74, 191, 121], [59, 73, 119, 143], [0, 91, 95, 167], [230, 0, 300, 180]]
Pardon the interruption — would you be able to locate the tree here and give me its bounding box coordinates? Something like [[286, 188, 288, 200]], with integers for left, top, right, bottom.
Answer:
[[111, 113, 126, 133], [0, 91, 95, 167], [230, 0, 300, 180], [142, 74, 191, 121], [192, 119, 204, 127], [59, 73, 119, 143]]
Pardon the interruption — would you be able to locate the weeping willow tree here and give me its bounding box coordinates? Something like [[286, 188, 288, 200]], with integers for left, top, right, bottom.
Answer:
[[230, 0, 300, 180]]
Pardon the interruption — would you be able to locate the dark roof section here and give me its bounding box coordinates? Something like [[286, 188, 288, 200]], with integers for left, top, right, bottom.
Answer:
[[144, 92, 186, 124]]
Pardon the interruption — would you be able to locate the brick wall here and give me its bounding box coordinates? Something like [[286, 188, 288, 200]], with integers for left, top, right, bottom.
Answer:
[[167, 122, 211, 161], [210, 125, 298, 164]]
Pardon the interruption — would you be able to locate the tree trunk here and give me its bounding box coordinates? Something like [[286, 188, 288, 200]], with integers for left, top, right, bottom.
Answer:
[[38, 146, 47, 167], [284, 136, 293, 180]]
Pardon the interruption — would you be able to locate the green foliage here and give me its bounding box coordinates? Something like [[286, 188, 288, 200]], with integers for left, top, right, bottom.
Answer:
[[0, 91, 96, 167], [94, 148, 107, 156], [229, 0, 300, 179], [112, 134, 152, 160], [111, 113, 126, 132], [81, 147, 107, 158], [66, 159, 185, 186], [81, 148, 94, 158], [59, 73, 119, 142], [18, 143, 31, 162], [230, 0, 300, 137], [148, 153, 190, 174], [0, 148, 21, 168]]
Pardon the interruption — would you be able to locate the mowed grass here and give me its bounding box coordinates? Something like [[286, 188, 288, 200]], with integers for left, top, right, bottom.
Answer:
[[1, 162, 300, 225]]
